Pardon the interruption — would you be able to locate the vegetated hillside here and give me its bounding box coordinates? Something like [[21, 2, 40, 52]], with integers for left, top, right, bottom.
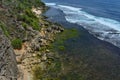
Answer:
[[0, 0, 45, 42], [0, 0, 45, 80], [0, 0, 65, 80]]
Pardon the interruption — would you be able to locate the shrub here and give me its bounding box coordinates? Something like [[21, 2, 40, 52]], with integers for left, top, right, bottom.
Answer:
[[22, 22, 27, 29], [11, 39, 22, 49]]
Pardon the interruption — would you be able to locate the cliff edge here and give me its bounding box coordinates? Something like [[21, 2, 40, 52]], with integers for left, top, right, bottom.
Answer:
[[0, 28, 18, 80]]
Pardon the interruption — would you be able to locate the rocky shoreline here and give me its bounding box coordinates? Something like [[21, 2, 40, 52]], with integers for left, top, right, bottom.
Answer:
[[16, 14, 64, 80], [44, 4, 120, 80], [16, 7, 64, 80], [0, 0, 64, 80]]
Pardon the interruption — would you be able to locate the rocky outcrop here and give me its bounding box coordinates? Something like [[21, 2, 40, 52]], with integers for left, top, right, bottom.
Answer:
[[14, 23, 64, 80], [0, 28, 18, 80]]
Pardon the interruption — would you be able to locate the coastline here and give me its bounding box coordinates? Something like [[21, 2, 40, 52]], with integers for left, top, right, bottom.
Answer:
[[44, 2, 120, 49], [16, 1, 120, 79], [44, 7, 120, 51], [0, 0, 120, 80], [43, 6, 120, 80]]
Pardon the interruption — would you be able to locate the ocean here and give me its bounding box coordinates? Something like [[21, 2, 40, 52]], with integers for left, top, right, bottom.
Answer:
[[42, 0, 120, 48], [42, 0, 120, 79]]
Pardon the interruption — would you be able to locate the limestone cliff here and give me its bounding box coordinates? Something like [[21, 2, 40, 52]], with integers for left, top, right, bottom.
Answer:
[[0, 28, 18, 80]]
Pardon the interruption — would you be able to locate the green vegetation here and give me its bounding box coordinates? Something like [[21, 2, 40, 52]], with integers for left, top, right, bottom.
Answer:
[[58, 46, 65, 51], [11, 38, 22, 49], [4, 0, 45, 30], [32, 65, 44, 80], [0, 22, 9, 37], [49, 28, 79, 51], [31, 28, 79, 80], [22, 22, 27, 29], [32, 58, 62, 80], [18, 0, 45, 8], [17, 8, 40, 30], [0, 0, 46, 40]]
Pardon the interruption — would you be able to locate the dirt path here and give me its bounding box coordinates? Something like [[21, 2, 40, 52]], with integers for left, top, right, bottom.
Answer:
[[14, 8, 43, 80], [15, 43, 32, 80]]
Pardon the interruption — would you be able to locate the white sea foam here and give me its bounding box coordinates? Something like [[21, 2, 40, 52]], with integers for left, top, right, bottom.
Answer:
[[58, 5, 82, 11], [57, 5, 120, 31], [46, 3, 120, 48], [45, 3, 56, 6]]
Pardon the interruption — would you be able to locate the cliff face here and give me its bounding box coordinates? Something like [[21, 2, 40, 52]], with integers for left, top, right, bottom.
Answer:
[[0, 28, 18, 80]]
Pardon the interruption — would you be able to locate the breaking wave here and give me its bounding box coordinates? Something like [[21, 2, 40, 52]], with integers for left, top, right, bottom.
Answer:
[[45, 3, 120, 48]]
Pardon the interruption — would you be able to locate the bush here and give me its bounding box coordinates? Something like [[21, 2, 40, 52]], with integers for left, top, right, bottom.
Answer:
[[11, 39, 22, 49], [22, 22, 27, 29]]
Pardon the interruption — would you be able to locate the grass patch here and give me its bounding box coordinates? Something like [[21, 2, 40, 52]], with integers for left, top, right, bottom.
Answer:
[[11, 38, 22, 49]]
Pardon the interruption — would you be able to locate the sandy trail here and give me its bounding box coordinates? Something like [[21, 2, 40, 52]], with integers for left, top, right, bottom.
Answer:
[[15, 43, 32, 80]]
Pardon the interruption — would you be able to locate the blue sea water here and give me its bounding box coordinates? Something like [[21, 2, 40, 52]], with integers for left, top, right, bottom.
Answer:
[[42, 0, 120, 48]]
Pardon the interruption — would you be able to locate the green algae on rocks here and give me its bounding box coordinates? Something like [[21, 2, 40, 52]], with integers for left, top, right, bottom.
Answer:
[[49, 28, 79, 51]]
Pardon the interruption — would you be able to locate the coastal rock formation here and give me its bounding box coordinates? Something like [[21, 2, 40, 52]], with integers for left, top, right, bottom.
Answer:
[[0, 28, 18, 80], [15, 24, 64, 80]]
